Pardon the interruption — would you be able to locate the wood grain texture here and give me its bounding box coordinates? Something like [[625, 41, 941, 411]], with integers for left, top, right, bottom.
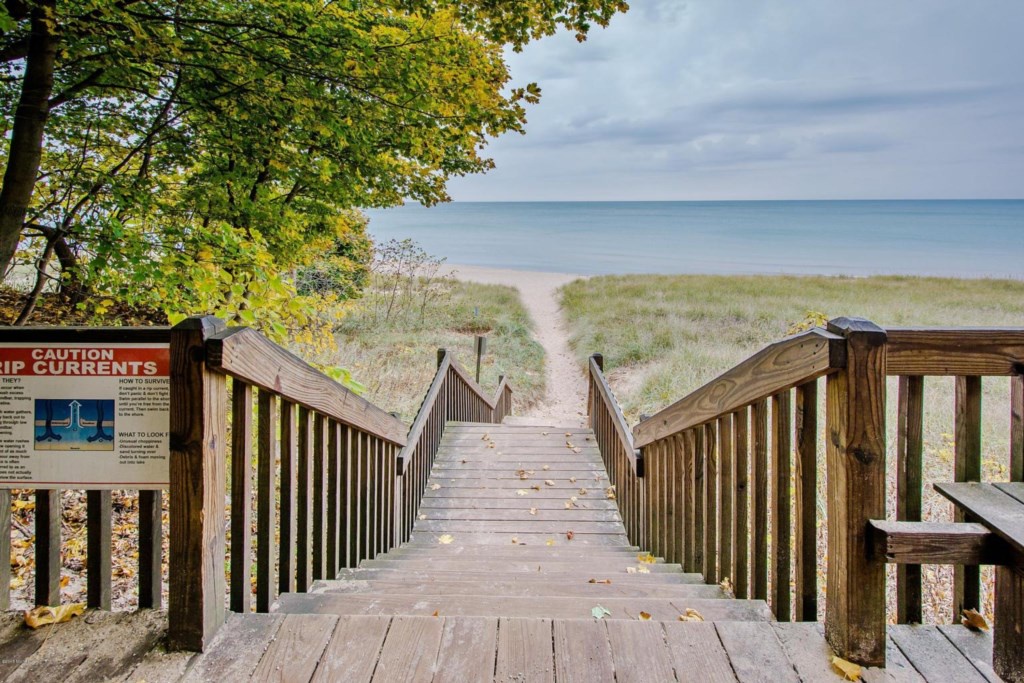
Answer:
[[296, 406, 313, 592], [433, 616, 498, 683], [230, 381, 253, 614], [896, 375, 924, 624], [34, 488, 60, 606], [719, 414, 734, 589], [751, 400, 768, 602], [704, 421, 719, 584], [824, 317, 887, 667], [936, 482, 1024, 556], [886, 328, 1024, 376], [869, 520, 1006, 565], [888, 624, 988, 683], [633, 328, 845, 448], [716, 621, 800, 683], [278, 400, 297, 595], [496, 617, 554, 683], [87, 489, 112, 610], [663, 622, 736, 683], [250, 614, 337, 682], [994, 565, 1024, 683], [605, 619, 677, 683], [794, 381, 817, 622], [1012, 374, 1023, 483], [206, 326, 407, 446], [552, 619, 615, 683], [168, 316, 228, 651], [0, 491, 7, 611], [771, 390, 793, 622], [954, 375, 983, 619], [733, 409, 749, 600], [138, 490, 162, 609], [257, 390, 277, 611], [310, 615, 390, 683], [374, 615, 444, 683]]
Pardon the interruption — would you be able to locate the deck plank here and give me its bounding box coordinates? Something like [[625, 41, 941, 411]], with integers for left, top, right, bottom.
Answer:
[[495, 617, 554, 682], [605, 619, 677, 683], [662, 621, 737, 683], [433, 616, 498, 683], [373, 615, 444, 683], [310, 615, 390, 683], [889, 624, 988, 683], [935, 625, 1000, 683], [715, 621, 800, 683], [183, 613, 285, 682], [552, 619, 616, 683], [5, 611, 129, 683], [250, 614, 337, 683], [770, 622, 837, 683]]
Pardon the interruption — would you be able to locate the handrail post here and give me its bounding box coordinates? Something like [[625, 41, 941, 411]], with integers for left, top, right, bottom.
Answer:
[[168, 315, 227, 651], [824, 317, 887, 667]]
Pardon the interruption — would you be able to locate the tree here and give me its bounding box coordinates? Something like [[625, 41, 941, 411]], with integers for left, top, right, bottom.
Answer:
[[0, 0, 628, 329]]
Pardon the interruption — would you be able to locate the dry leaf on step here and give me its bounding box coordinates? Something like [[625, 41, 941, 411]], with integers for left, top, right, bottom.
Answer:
[[418, 514, 427, 520], [542, 432, 548, 436], [637, 553, 656, 564], [529, 507, 538, 515], [566, 530, 575, 541], [481, 433, 489, 440], [962, 608, 989, 631], [487, 443, 496, 449], [719, 577, 733, 596], [626, 567, 638, 574], [437, 534, 454, 545], [591, 605, 611, 620], [589, 579, 612, 584], [638, 611, 652, 621], [517, 489, 529, 496], [565, 432, 572, 437], [546, 539, 556, 546], [569, 477, 577, 484], [831, 656, 862, 681], [543, 465, 550, 471], [677, 608, 704, 622], [429, 483, 441, 490], [531, 485, 541, 491], [566, 441, 575, 449], [605, 486, 617, 500], [511, 537, 519, 544], [24, 603, 85, 629], [545, 480, 555, 486], [579, 488, 588, 495], [432, 610, 440, 617]]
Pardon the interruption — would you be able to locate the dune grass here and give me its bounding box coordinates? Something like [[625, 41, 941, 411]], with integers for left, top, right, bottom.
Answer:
[[562, 273, 1024, 624], [331, 280, 544, 422]]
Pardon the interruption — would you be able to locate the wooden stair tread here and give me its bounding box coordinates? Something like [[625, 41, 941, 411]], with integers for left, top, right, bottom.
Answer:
[[331, 568, 708, 584], [312, 579, 727, 599]]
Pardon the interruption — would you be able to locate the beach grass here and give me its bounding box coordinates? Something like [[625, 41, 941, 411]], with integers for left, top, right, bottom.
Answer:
[[331, 280, 545, 421], [561, 273, 1024, 623]]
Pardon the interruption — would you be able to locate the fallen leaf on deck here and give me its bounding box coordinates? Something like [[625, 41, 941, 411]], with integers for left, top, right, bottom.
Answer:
[[531, 485, 541, 491], [546, 539, 556, 546], [566, 530, 575, 540], [542, 432, 548, 436], [429, 483, 441, 490], [24, 603, 85, 629], [511, 537, 519, 544], [605, 486, 617, 500], [432, 610, 440, 617], [630, 565, 650, 574], [418, 514, 427, 520], [461, 459, 467, 464], [481, 433, 489, 440], [579, 488, 588, 495], [637, 553, 656, 564], [438, 534, 454, 544], [962, 608, 990, 631], [529, 508, 538, 515], [12, 500, 34, 511], [543, 465, 550, 471], [517, 489, 529, 496], [831, 656, 862, 681], [589, 579, 612, 584], [487, 443, 496, 449], [565, 432, 572, 437], [569, 477, 577, 483], [720, 577, 733, 596], [626, 567, 637, 574], [592, 605, 611, 620], [638, 611, 652, 621], [545, 479, 556, 486], [677, 608, 704, 622]]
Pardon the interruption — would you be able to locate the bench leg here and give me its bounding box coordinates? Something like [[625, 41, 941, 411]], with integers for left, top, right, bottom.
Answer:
[[996, 565, 1024, 682]]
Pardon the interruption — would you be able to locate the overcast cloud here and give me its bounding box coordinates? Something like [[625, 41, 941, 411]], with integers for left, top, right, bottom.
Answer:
[[447, 1, 1024, 200]]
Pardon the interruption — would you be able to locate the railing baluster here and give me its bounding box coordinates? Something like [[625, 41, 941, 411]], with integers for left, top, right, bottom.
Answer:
[[771, 389, 792, 621], [36, 489, 60, 607], [751, 399, 769, 602], [359, 431, 370, 562], [1012, 374, 1023, 482], [795, 380, 818, 621], [257, 391, 278, 611], [296, 406, 313, 591], [732, 409, 749, 599], [326, 419, 339, 578], [672, 434, 684, 564], [953, 375, 982, 619], [692, 427, 705, 577], [682, 430, 694, 572], [279, 400, 297, 594], [0, 489, 9, 610], [312, 414, 326, 580], [139, 490, 162, 609], [347, 426, 360, 568], [704, 421, 718, 584], [718, 414, 733, 589], [87, 489, 112, 610], [896, 375, 924, 624], [230, 381, 253, 613]]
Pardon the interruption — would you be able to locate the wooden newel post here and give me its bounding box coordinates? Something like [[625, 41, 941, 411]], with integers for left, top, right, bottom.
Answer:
[[168, 315, 227, 652], [825, 317, 887, 667]]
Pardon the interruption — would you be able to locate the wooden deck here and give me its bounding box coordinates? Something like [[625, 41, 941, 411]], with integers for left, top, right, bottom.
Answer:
[[0, 421, 1004, 681]]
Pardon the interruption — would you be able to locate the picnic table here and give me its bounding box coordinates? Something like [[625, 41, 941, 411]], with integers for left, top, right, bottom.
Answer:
[[936, 481, 1024, 683]]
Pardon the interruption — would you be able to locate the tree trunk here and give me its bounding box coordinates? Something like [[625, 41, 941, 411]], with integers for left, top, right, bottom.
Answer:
[[0, 0, 58, 277]]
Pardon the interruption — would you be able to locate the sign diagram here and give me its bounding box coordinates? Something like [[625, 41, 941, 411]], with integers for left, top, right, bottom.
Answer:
[[34, 399, 115, 451]]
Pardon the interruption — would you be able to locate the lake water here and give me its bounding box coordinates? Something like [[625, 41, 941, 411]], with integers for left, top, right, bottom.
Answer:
[[366, 200, 1023, 278]]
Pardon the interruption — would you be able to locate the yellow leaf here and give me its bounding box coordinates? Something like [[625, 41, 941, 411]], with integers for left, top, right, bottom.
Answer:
[[546, 539, 556, 546], [529, 508, 538, 515], [430, 483, 441, 491], [511, 537, 519, 544], [605, 486, 617, 500], [517, 489, 530, 496], [637, 553, 656, 564], [569, 477, 577, 483], [678, 608, 704, 622], [638, 611, 652, 621], [720, 577, 733, 595], [12, 500, 34, 511], [432, 610, 440, 617], [531, 485, 541, 491], [831, 655, 862, 681], [437, 534, 454, 545], [543, 465, 550, 471], [962, 608, 990, 631], [24, 603, 85, 629], [626, 567, 637, 574], [565, 433, 572, 437], [589, 578, 612, 584], [579, 488, 588, 495], [545, 480, 556, 487]]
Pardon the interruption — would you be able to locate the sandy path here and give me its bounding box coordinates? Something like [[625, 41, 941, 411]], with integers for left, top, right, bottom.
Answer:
[[440, 264, 588, 425]]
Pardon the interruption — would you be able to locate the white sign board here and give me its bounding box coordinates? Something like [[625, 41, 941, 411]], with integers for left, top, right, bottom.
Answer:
[[0, 342, 170, 488]]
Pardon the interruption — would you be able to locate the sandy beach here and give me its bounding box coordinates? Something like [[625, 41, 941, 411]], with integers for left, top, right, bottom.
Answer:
[[439, 264, 588, 425]]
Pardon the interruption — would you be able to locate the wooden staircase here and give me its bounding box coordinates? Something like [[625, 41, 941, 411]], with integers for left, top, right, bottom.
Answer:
[[274, 421, 777, 679]]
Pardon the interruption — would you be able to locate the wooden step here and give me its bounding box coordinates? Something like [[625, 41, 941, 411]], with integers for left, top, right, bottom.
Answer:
[[275, 593, 773, 622], [360, 558, 683, 573], [416, 508, 621, 522], [406, 532, 631, 546], [312, 578, 727, 599], [330, 568, 707, 584], [419, 497, 618, 510], [389, 544, 646, 558]]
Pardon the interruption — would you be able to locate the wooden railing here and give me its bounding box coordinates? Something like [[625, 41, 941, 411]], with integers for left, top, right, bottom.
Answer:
[[168, 316, 409, 650], [0, 326, 171, 613], [606, 318, 1024, 668], [587, 353, 644, 544], [396, 348, 513, 542]]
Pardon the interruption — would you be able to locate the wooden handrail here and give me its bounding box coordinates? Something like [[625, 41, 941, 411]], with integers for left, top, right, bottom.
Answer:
[[206, 326, 407, 446], [886, 328, 1024, 376], [589, 355, 638, 472], [633, 328, 846, 448], [398, 353, 452, 474]]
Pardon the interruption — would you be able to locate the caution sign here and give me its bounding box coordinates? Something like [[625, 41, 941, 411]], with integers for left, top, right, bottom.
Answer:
[[0, 343, 170, 488]]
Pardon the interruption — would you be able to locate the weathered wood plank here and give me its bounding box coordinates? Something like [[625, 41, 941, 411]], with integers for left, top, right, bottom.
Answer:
[[955, 375, 983, 619], [207, 326, 406, 445], [552, 618, 616, 683], [885, 328, 1024, 376], [312, 414, 327, 580], [250, 614, 337, 682], [86, 489, 112, 610], [751, 400, 768, 602], [296, 406, 314, 592], [772, 622, 837, 683], [606, 619, 677, 683], [373, 615, 444, 683], [794, 380, 817, 621], [715, 621, 800, 683], [936, 483, 1024, 556], [869, 520, 1007, 565], [230, 380, 253, 614], [182, 613, 284, 682], [309, 615, 390, 683], [705, 421, 719, 584], [279, 400, 297, 595], [889, 624, 988, 683], [719, 414, 734, 588], [495, 617, 554, 683], [432, 616, 498, 683], [35, 488, 60, 606], [634, 328, 845, 447], [824, 318, 887, 667], [1012, 374, 1023, 482], [138, 490, 162, 609], [896, 375, 924, 624], [994, 564, 1024, 682], [733, 409, 749, 600], [662, 621, 737, 683], [771, 389, 792, 622], [257, 391, 277, 612], [937, 624, 1000, 683]]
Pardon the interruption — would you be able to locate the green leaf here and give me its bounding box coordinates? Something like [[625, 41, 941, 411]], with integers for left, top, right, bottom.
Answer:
[[591, 605, 611, 620]]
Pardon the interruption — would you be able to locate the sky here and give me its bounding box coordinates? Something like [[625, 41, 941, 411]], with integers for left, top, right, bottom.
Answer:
[[447, 0, 1024, 201]]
